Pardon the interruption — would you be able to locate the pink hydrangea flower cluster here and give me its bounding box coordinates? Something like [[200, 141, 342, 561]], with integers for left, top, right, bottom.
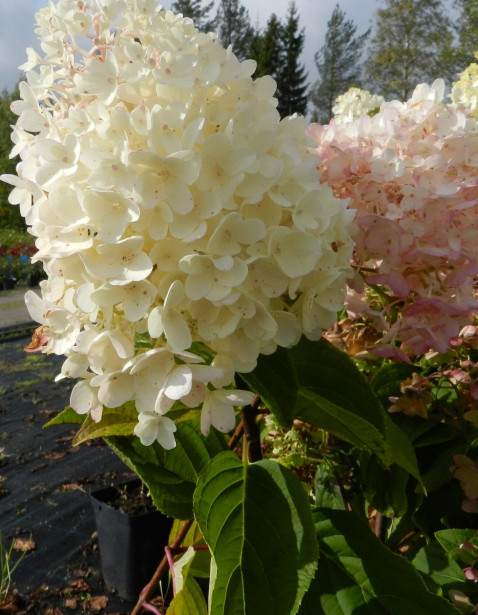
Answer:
[[307, 80, 478, 357]]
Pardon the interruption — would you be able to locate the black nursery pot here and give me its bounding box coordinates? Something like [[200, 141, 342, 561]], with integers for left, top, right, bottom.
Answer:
[[90, 480, 173, 602]]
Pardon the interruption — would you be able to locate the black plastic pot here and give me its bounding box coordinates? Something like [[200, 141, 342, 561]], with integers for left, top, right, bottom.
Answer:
[[90, 480, 173, 601]]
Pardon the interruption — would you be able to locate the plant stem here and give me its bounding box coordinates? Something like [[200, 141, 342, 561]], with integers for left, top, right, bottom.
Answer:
[[228, 419, 244, 450], [374, 512, 388, 542], [242, 396, 262, 462], [131, 519, 194, 615]]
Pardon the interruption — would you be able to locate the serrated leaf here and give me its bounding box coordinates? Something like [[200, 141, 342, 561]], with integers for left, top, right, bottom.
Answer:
[[298, 508, 461, 615], [244, 336, 421, 482], [43, 406, 85, 428], [240, 346, 298, 428], [435, 529, 478, 554], [107, 435, 195, 519], [298, 386, 392, 465], [359, 452, 409, 516], [106, 419, 228, 519], [413, 542, 467, 591], [194, 451, 318, 615], [73, 404, 137, 445], [290, 336, 387, 431], [314, 464, 346, 510], [383, 419, 423, 485]]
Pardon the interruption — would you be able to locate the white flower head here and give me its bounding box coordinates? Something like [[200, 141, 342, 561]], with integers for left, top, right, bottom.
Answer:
[[4, 0, 355, 448], [332, 87, 385, 124]]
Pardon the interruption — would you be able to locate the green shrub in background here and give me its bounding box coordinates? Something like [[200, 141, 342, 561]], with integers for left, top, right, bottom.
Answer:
[[0, 228, 43, 288], [0, 86, 25, 232]]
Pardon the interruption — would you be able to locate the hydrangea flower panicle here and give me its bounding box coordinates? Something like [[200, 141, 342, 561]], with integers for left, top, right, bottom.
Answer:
[[308, 79, 478, 357], [2, 0, 355, 448]]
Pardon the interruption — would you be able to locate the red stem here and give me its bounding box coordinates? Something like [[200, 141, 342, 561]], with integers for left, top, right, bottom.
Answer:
[[164, 546, 176, 596], [131, 519, 193, 615]]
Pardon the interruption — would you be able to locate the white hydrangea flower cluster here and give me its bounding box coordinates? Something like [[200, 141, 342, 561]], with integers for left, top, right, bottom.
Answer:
[[332, 87, 385, 124], [451, 52, 478, 118], [2, 0, 355, 449]]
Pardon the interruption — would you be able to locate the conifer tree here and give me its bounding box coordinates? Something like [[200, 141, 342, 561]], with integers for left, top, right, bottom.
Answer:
[[171, 0, 215, 32], [250, 13, 284, 80], [276, 1, 308, 117], [454, 0, 478, 69], [214, 0, 255, 61], [310, 5, 370, 123], [365, 0, 453, 100]]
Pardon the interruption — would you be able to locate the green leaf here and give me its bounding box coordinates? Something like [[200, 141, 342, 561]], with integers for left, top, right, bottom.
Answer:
[[168, 521, 211, 579], [298, 508, 461, 615], [291, 338, 421, 483], [314, 464, 346, 510], [240, 346, 298, 427], [359, 452, 409, 516], [160, 421, 227, 482], [435, 529, 478, 554], [246, 336, 421, 481], [73, 403, 138, 445], [413, 542, 467, 592], [289, 336, 387, 431], [297, 386, 392, 465], [383, 419, 423, 485], [169, 520, 205, 547], [194, 451, 318, 615], [370, 361, 417, 406], [43, 406, 85, 428], [166, 548, 208, 615], [107, 419, 228, 519], [413, 423, 462, 448], [106, 435, 195, 519], [420, 441, 467, 492]]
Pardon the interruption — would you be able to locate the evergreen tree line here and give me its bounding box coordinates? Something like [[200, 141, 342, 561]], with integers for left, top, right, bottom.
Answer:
[[171, 0, 478, 122], [171, 0, 308, 117], [0, 0, 477, 229]]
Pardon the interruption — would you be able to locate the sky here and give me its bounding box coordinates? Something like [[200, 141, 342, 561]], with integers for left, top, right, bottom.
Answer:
[[0, 0, 378, 93]]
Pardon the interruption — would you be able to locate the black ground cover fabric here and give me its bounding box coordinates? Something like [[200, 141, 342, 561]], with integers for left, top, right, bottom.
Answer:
[[0, 336, 145, 613]]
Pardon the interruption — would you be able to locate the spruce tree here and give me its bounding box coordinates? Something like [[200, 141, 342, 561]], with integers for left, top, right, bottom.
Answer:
[[276, 1, 308, 117], [454, 0, 478, 69], [250, 14, 284, 80], [310, 5, 370, 123], [365, 0, 454, 100], [214, 0, 255, 61], [171, 0, 215, 32]]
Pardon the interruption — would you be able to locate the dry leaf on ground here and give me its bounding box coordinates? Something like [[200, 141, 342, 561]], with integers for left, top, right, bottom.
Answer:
[[59, 483, 83, 492], [63, 598, 77, 610], [13, 537, 35, 552], [44, 452, 66, 460], [68, 579, 90, 593], [82, 596, 108, 612]]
